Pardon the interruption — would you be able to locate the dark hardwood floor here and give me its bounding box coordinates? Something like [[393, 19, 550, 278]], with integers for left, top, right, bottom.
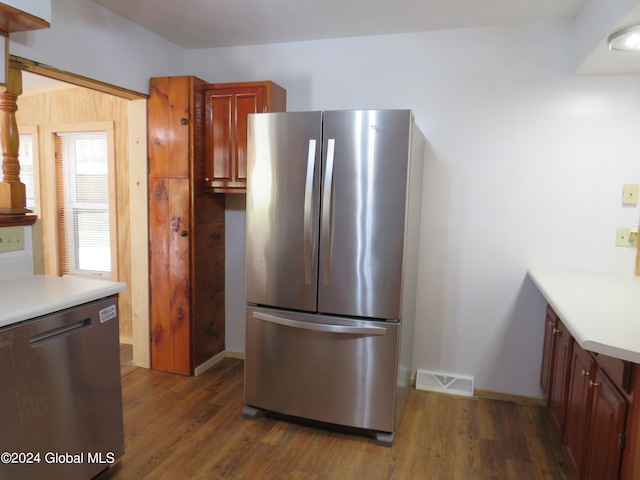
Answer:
[[96, 358, 574, 479]]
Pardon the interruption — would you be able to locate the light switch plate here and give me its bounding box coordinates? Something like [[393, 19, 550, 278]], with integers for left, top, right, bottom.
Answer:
[[0, 226, 25, 253], [622, 184, 639, 205]]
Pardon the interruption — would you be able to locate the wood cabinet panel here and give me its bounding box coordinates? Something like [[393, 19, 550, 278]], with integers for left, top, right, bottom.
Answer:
[[596, 353, 634, 395], [149, 177, 191, 375], [564, 342, 596, 477], [549, 319, 572, 435], [204, 81, 285, 193], [206, 92, 233, 182], [540, 306, 557, 401], [584, 369, 628, 480], [234, 90, 263, 184], [148, 76, 190, 179]]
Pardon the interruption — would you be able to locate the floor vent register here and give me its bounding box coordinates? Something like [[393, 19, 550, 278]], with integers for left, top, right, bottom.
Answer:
[[415, 370, 475, 397]]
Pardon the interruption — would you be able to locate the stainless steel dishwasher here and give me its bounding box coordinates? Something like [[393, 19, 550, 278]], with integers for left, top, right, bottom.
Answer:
[[0, 295, 125, 480]]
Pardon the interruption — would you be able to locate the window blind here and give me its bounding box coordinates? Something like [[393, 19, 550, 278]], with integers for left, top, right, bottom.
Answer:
[[18, 133, 35, 210], [55, 131, 111, 276]]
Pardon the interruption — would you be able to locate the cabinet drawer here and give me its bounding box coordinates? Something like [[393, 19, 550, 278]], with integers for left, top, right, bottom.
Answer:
[[596, 353, 633, 395]]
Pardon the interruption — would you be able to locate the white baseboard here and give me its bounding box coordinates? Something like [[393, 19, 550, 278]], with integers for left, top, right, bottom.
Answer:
[[194, 350, 245, 376]]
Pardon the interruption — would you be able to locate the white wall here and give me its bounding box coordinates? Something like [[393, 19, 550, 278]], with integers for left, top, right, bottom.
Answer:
[[9, 0, 185, 94], [188, 21, 640, 397], [16, 0, 640, 397]]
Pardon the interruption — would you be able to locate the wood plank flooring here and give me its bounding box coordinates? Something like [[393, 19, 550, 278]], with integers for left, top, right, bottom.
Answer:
[[96, 358, 574, 480]]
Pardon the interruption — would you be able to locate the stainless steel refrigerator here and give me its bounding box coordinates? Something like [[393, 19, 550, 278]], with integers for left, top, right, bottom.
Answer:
[[243, 110, 424, 445]]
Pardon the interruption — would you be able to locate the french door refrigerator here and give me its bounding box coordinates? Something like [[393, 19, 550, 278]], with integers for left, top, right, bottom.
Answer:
[[244, 110, 424, 445]]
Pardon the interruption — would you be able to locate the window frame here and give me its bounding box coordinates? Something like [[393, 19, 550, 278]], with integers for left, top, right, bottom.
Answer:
[[17, 125, 40, 215], [57, 131, 112, 277], [42, 122, 118, 279]]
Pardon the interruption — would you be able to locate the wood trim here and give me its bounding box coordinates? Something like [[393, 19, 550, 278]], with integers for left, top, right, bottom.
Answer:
[[9, 55, 147, 100], [42, 121, 118, 278], [0, 4, 49, 33], [0, 212, 36, 225], [128, 98, 150, 368]]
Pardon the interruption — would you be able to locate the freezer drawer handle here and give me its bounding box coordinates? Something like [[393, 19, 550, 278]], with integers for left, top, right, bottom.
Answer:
[[253, 312, 387, 335], [29, 319, 91, 347], [304, 139, 317, 285], [321, 138, 336, 286]]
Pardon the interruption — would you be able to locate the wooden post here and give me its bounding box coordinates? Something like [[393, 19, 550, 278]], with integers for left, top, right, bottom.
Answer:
[[0, 67, 27, 215]]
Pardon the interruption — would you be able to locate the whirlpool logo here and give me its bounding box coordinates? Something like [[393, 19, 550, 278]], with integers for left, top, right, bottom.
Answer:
[[370, 124, 388, 133]]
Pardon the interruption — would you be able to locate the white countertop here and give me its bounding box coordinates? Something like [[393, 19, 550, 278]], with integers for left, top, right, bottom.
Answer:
[[0, 274, 127, 328], [528, 268, 640, 364]]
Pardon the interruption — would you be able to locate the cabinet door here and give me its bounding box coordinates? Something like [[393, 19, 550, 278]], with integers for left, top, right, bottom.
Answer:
[[584, 369, 627, 480], [564, 344, 596, 477], [549, 319, 572, 435], [540, 306, 557, 402], [149, 77, 191, 179], [205, 86, 265, 192], [148, 177, 191, 375]]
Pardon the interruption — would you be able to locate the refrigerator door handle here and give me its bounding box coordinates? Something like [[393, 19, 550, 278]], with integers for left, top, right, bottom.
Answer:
[[253, 311, 388, 336], [304, 139, 317, 285], [321, 138, 336, 286]]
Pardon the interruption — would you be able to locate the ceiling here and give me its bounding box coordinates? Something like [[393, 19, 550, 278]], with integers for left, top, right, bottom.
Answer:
[[88, 0, 640, 75], [19, 0, 640, 91], [91, 0, 587, 50]]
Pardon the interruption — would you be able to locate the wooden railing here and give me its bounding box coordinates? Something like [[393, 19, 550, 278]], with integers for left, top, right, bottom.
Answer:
[[0, 68, 35, 225]]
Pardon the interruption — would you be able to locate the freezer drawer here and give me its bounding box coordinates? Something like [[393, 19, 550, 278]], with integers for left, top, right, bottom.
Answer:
[[245, 306, 402, 434], [0, 296, 124, 480]]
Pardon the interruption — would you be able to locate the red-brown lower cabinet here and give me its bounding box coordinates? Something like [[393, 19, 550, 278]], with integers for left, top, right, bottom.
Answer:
[[549, 318, 572, 435], [564, 344, 597, 477], [583, 368, 628, 480], [541, 306, 635, 480]]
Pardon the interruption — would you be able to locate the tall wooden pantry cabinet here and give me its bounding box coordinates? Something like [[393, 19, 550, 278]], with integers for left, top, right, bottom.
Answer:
[[148, 76, 226, 375]]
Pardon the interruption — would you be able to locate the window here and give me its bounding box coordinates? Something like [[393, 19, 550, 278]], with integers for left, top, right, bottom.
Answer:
[[18, 133, 36, 211], [56, 131, 112, 277]]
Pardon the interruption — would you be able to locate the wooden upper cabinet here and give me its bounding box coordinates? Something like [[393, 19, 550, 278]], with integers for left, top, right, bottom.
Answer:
[[204, 81, 286, 193]]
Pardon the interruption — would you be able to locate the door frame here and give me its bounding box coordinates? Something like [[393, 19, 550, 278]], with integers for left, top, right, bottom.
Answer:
[[11, 55, 151, 369]]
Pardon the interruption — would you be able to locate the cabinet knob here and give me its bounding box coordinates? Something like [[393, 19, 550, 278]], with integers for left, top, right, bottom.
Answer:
[[553, 328, 560, 334], [205, 177, 210, 182], [180, 230, 188, 237], [589, 380, 599, 388], [581, 369, 589, 376], [180, 118, 188, 125]]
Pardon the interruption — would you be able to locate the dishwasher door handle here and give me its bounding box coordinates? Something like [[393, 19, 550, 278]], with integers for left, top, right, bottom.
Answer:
[[29, 318, 91, 347], [253, 312, 387, 336]]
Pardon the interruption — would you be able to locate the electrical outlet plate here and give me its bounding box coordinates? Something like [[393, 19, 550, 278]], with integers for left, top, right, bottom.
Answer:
[[622, 184, 639, 205], [0, 226, 25, 253], [616, 227, 638, 247]]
